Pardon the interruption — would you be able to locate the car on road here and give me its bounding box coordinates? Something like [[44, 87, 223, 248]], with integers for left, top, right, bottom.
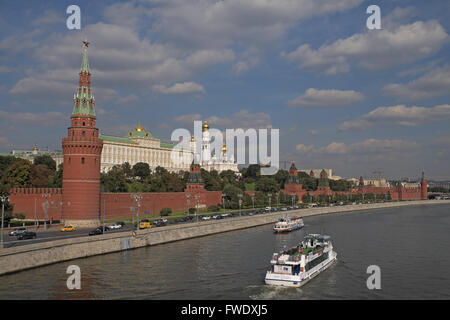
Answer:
[[280, 207, 287, 211], [60, 225, 76, 232], [221, 213, 231, 218], [153, 218, 168, 227], [89, 228, 103, 236], [201, 216, 211, 220], [139, 219, 152, 229], [109, 223, 123, 229], [16, 231, 37, 240], [9, 227, 27, 236]]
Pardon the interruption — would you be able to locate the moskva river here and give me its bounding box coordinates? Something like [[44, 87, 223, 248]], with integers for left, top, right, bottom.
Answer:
[[1, 203, 450, 299]]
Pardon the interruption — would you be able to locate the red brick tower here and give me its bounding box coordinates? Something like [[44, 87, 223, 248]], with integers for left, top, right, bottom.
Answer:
[[61, 41, 103, 227], [283, 162, 307, 202]]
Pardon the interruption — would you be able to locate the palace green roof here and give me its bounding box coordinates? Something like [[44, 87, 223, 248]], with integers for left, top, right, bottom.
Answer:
[[99, 135, 138, 145]]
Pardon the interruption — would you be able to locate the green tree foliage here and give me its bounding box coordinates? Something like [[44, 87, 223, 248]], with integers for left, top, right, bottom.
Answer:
[[101, 165, 128, 192], [33, 154, 56, 172], [132, 162, 151, 181], [51, 163, 63, 188], [222, 184, 244, 209], [329, 179, 351, 191], [0, 159, 32, 192], [30, 164, 52, 187], [255, 176, 279, 193], [160, 207, 172, 216]]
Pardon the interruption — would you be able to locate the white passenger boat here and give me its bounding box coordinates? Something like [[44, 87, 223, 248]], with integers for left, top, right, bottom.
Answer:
[[273, 217, 304, 233], [265, 234, 337, 287]]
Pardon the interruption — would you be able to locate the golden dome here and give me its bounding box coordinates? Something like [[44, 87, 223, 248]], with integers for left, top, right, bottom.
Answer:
[[190, 136, 195, 142], [135, 121, 144, 132], [33, 145, 39, 151], [202, 121, 209, 132], [222, 145, 227, 153]]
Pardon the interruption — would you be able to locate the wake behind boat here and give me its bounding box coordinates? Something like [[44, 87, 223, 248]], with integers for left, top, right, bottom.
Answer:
[[265, 234, 337, 287], [273, 217, 304, 233]]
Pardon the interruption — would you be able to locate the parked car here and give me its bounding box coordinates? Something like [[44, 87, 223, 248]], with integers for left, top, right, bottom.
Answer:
[[201, 216, 211, 220], [153, 218, 167, 227], [280, 207, 287, 211], [89, 228, 103, 236], [9, 227, 27, 236], [109, 223, 123, 229], [139, 219, 152, 229], [16, 231, 36, 240], [221, 213, 231, 218], [60, 225, 75, 232]]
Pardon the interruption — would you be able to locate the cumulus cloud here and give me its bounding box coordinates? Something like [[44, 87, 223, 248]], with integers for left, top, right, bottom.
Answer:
[[152, 82, 205, 95], [285, 20, 448, 75], [0, 110, 66, 127], [174, 109, 272, 129], [287, 88, 364, 107], [338, 104, 450, 131], [152, 0, 363, 50], [383, 65, 450, 100], [296, 139, 418, 155]]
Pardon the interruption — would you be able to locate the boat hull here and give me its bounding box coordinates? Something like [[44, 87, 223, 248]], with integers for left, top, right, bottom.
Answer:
[[273, 224, 304, 233], [265, 252, 337, 287]]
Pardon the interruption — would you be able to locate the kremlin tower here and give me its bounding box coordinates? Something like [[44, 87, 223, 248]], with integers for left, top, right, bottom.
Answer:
[[61, 41, 103, 227]]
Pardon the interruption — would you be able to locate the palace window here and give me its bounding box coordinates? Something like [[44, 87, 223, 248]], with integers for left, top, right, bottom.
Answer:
[[81, 157, 85, 164]]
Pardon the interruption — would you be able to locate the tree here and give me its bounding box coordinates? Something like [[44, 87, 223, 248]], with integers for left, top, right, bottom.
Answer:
[[222, 184, 244, 209], [30, 164, 52, 187], [255, 176, 279, 193], [160, 207, 172, 216], [101, 165, 128, 192], [33, 154, 56, 172], [51, 163, 63, 188], [132, 162, 150, 181], [0, 159, 32, 192]]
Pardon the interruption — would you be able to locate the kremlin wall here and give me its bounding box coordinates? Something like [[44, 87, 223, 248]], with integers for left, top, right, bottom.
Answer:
[[8, 42, 428, 227]]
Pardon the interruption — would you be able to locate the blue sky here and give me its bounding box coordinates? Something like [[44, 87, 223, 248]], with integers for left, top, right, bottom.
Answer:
[[1, 0, 450, 180]]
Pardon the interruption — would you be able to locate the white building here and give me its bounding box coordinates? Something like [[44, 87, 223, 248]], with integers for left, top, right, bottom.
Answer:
[[199, 121, 239, 173]]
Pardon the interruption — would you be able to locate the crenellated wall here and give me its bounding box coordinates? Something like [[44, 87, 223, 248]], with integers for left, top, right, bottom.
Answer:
[[9, 188, 222, 222], [8, 188, 63, 221]]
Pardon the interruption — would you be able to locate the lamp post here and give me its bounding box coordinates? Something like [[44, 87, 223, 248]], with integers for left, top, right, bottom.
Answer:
[[194, 194, 200, 222], [238, 194, 243, 217], [251, 194, 255, 211], [276, 192, 279, 209], [42, 193, 50, 230], [268, 193, 272, 209], [186, 193, 191, 217], [222, 193, 226, 213], [131, 194, 142, 230], [1, 195, 9, 249]]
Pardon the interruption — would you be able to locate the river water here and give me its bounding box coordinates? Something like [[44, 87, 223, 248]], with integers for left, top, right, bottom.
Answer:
[[1, 203, 450, 300]]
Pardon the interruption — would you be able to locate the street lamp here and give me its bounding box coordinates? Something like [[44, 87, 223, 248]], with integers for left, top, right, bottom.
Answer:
[[237, 194, 243, 217], [186, 193, 191, 217], [268, 193, 272, 209], [251, 194, 255, 211], [42, 193, 50, 230], [222, 193, 226, 213], [194, 194, 200, 222], [1, 195, 9, 249], [131, 194, 142, 230]]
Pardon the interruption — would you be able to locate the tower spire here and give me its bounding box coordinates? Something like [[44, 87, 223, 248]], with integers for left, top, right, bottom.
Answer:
[[73, 40, 95, 117]]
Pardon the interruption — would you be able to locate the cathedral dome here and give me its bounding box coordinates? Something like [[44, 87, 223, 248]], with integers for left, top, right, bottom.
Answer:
[[202, 121, 209, 132]]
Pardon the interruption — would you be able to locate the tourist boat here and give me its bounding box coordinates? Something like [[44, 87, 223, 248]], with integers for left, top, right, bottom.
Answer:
[[265, 234, 337, 287], [273, 217, 304, 233]]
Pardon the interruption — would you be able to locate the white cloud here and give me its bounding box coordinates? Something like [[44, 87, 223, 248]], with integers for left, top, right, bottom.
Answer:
[[338, 104, 450, 131], [153, 82, 205, 95], [285, 20, 448, 75], [0, 110, 66, 127], [296, 144, 314, 152], [174, 109, 272, 129], [287, 88, 364, 107], [383, 65, 450, 100]]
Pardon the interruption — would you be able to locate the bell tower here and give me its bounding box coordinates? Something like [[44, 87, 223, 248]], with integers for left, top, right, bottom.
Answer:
[[61, 40, 103, 227]]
